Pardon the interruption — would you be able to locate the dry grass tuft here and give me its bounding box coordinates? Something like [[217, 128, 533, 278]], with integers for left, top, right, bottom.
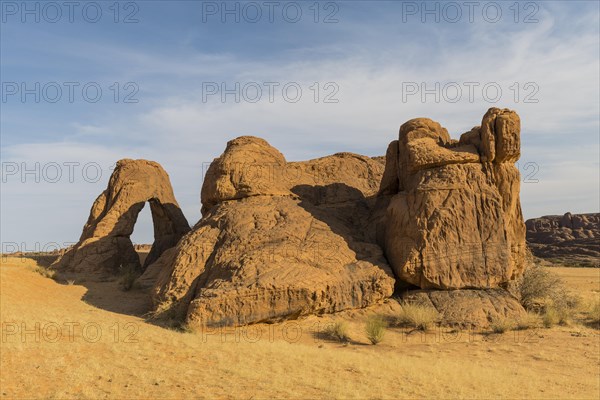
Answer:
[[514, 312, 541, 330], [145, 300, 187, 329], [178, 322, 197, 334], [490, 318, 513, 334], [395, 302, 439, 331], [365, 315, 387, 345], [589, 300, 600, 325], [322, 321, 350, 343], [33, 266, 56, 280], [542, 308, 559, 328]]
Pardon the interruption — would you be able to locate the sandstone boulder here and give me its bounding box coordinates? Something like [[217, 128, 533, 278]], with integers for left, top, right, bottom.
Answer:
[[52, 159, 190, 275], [201, 136, 385, 213], [200, 136, 289, 213], [142, 137, 395, 327], [383, 108, 527, 289]]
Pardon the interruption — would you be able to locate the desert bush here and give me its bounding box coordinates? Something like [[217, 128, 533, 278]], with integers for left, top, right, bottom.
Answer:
[[118, 263, 141, 291], [396, 302, 439, 331], [323, 321, 350, 343], [490, 318, 513, 333], [365, 315, 387, 345], [517, 264, 580, 326], [67, 279, 75, 285], [518, 264, 563, 310]]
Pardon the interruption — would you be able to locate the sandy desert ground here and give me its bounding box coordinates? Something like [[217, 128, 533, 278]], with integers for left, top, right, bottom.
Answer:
[[1, 256, 599, 399]]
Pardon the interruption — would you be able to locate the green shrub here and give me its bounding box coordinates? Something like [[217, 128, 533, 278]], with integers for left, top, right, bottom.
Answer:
[[365, 315, 387, 345], [323, 321, 350, 343], [396, 302, 439, 331]]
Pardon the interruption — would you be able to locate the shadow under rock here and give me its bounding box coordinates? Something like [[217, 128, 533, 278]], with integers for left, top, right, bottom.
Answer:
[[53, 253, 154, 318], [290, 183, 389, 260]]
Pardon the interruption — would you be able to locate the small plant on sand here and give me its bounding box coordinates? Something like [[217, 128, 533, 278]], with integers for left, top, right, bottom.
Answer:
[[178, 322, 197, 334], [365, 315, 387, 345], [66, 279, 75, 285], [490, 318, 513, 334], [395, 302, 439, 331], [541, 305, 573, 328], [118, 263, 140, 291], [551, 306, 571, 326], [557, 307, 572, 326], [34, 266, 56, 280], [589, 300, 600, 325], [145, 300, 188, 329], [514, 312, 541, 330], [542, 307, 559, 328], [323, 321, 350, 343]]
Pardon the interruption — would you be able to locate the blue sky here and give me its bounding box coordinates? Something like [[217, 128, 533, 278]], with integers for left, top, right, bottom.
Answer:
[[1, 0, 599, 248]]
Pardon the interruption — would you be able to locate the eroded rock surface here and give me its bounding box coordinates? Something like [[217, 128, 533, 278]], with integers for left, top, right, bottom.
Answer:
[[143, 137, 395, 327], [52, 159, 190, 275], [402, 289, 526, 328], [383, 108, 527, 289]]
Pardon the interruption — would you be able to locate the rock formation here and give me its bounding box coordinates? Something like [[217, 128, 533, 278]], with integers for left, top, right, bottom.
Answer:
[[52, 159, 190, 275], [56, 108, 528, 328], [141, 136, 395, 327], [526, 213, 599, 267], [382, 108, 527, 289]]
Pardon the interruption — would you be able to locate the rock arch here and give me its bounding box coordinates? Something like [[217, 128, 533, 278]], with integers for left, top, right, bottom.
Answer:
[[52, 159, 190, 275]]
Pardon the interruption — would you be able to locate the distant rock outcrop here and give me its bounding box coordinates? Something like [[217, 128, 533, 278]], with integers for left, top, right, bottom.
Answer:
[[142, 137, 395, 327], [382, 108, 527, 289], [52, 159, 190, 275], [526, 213, 599, 267]]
